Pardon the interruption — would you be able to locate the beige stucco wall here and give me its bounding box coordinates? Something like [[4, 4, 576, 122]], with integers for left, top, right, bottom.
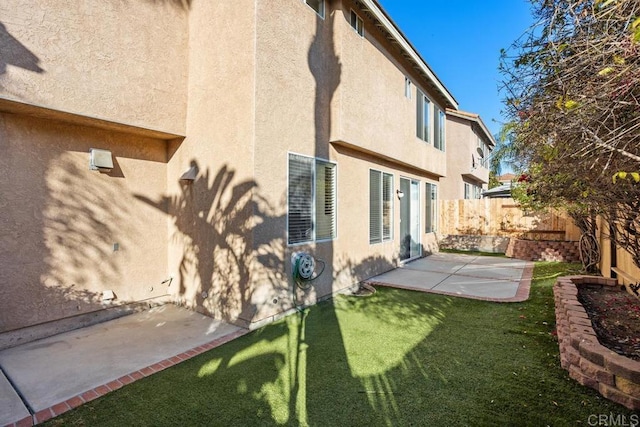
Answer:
[[245, 0, 443, 327], [440, 115, 490, 200], [0, 0, 453, 336], [0, 0, 188, 135], [161, 0, 259, 327], [334, 0, 447, 177], [0, 112, 170, 334]]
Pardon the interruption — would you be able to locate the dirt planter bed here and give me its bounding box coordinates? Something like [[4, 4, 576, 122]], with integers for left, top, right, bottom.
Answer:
[[554, 276, 640, 410]]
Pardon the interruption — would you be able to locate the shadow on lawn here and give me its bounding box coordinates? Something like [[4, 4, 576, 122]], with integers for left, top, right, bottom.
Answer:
[[189, 285, 452, 426]]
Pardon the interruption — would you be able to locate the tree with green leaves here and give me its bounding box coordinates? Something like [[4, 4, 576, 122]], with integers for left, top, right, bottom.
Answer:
[[500, 0, 640, 273]]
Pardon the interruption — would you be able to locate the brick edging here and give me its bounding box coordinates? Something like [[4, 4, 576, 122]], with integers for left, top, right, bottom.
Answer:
[[554, 276, 640, 411], [4, 329, 249, 427]]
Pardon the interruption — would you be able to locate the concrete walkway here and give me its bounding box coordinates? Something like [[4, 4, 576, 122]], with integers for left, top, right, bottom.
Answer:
[[0, 305, 247, 427], [366, 252, 534, 302]]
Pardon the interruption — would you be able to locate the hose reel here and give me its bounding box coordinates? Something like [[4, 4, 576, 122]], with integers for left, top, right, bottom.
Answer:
[[291, 252, 325, 290]]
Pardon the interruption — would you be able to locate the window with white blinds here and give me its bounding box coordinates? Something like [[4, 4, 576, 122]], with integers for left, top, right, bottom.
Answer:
[[417, 89, 431, 143], [315, 161, 336, 240], [288, 153, 336, 245], [370, 169, 393, 244], [425, 183, 437, 233], [434, 107, 445, 151]]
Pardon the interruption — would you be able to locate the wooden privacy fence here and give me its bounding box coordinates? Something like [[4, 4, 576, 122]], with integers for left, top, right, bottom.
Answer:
[[438, 198, 581, 241], [595, 216, 640, 286]]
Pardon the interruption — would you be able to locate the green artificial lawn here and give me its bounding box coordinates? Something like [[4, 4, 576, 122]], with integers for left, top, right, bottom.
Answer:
[[45, 262, 637, 426]]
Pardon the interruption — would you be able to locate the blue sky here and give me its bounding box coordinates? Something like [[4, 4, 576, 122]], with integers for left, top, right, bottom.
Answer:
[[377, 0, 535, 139]]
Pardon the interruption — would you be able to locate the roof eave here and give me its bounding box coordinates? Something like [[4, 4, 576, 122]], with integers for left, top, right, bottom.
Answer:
[[446, 109, 497, 147], [359, 0, 458, 110]]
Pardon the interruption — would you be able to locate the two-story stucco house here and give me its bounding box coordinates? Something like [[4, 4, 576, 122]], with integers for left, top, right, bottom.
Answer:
[[439, 109, 496, 200], [1, 0, 470, 344]]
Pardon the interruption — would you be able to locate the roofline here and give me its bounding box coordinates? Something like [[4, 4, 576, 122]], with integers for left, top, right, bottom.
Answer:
[[359, 0, 459, 110], [446, 109, 497, 147]]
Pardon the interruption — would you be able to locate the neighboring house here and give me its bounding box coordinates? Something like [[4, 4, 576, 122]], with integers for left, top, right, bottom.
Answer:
[[439, 110, 496, 200], [496, 173, 517, 184], [482, 183, 513, 198], [0, 0, 463, 344], [484, 173, 516, 198]]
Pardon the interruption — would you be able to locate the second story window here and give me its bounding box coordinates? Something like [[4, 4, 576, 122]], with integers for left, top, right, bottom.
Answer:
[[416, 89, 431, 143], [350, 10, 364, 36], [305, 0, 325, 18]]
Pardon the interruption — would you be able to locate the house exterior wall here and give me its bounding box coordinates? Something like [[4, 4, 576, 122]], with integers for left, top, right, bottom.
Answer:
[[245, 0, 446, 327], [440, 114, 490, 200], [334, 1, 448, 177], [0, 112, 170, 337], [0, 0, 456, 339], [0, 0, 188, 135], [163, 0, 258, 327]]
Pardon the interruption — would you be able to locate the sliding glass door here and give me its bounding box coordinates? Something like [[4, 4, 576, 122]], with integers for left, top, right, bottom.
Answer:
[[399, 178, 421, 261]]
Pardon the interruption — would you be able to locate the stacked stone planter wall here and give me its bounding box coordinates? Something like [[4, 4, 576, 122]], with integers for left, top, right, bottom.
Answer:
[[507, 238, 580, 262], [554, 276, 640, 410]]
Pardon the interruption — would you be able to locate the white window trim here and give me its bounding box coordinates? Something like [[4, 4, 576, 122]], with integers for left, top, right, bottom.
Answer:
[[287, 152, 337, 246], [369, 168, 394, 245], [304, 0, 325, 19], [350, 9, 364, 37], [434, 106, 445, 152], [425, 182, 438, 233], [417, 88, 432, 144]]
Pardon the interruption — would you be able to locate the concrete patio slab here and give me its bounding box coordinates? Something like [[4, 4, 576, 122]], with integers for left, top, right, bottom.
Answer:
[[366, 253, 533, 302], [456, 264, 525, 281], [368, 268, 450, 290], [400, 258, 467, 275], [433, 276, 521, 299], [0, 304, 246, 425], [470, 256, 528, 267], [0, 369, 30, 427]]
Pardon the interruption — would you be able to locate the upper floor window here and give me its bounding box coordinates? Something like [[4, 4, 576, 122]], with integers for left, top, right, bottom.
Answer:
[[476, 135, 489, 168], [305, 0, 325, 18], [416, 89, 431, 143], [350, 10, 364, 36], [288, 153, 336, 244], [434, 106, 445, 151]]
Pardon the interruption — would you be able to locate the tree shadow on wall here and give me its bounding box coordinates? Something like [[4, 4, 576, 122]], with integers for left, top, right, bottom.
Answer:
[[0, 22, 44, 75], [136, 161, 287, 327], [0, 145, 140, 335]]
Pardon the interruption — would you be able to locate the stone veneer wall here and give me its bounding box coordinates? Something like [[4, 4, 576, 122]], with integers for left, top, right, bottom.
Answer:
[[507, 238, 580, 262], [554, 276, 640, 410]]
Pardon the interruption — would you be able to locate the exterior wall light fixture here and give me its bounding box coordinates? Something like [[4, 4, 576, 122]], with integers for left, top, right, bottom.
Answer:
[[396, 189, 404, 199], [180, 165, 198, 182], [89, 148, 114, 171]]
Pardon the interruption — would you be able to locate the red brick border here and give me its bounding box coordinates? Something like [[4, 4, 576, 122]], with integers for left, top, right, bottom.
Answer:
[[554, 276, 640, 410], [2, 329, 249, 427]]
